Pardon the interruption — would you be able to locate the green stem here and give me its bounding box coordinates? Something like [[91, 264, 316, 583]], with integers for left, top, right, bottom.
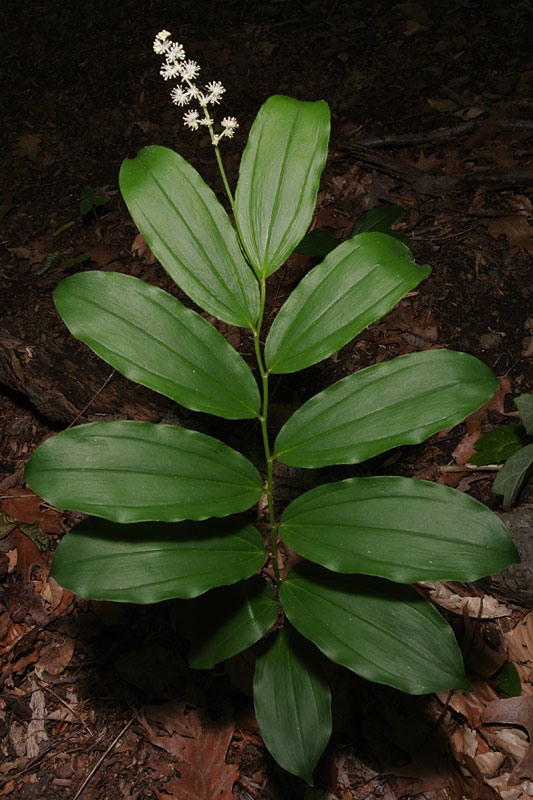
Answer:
[[208, 121, 280, 582], [254, 281, 281, 584]]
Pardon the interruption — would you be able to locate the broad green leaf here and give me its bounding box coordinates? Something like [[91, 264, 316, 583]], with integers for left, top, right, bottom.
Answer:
[[279, 476, 518, 583], [254, 626, 331, 784], [25, 421, 262, 523], [119, 146, 259, 328], [494, 663, 522, 698], [177, 576, 278, 669], [275, 349, 497, 467], [515, 394, 533, 435], [294, 229, 340, 258], [50, 516, 265, 603], [470, 426, 526, 466], [235, 95, 330, 278], [54, 271, 260, 420], [265, 233, 430, 374], [492, 443, 533, 509], [349, 205, 403, 236], [279, 563, 470, 695]]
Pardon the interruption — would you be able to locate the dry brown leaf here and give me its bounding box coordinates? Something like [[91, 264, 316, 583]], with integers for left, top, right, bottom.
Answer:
[[508, 612, 533, 692], [396, 1, 431, 24], [88, 245, 122, 267], [15, 134, 41, 161], [1, 488, 64, 534], [482, 697, 533, 781], [35, 633, 75, 677], [148, 707, 238, 800], [452, 430, 482, 464], [486, 216, 533, 255], [437, 678, 501, 728], [421, 582, 512, 618]]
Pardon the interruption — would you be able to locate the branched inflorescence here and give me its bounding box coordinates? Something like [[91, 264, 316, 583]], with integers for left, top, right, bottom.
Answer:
[[153, 30, 238, 145]]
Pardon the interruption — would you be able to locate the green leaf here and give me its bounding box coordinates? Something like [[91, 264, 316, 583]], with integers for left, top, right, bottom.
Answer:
[[349, 205, 403, 236], [53, 220, 75, 237], [50, 516, 265, 603], [235, 95, 330, 278], [279, 563, 470, 695], [0, 204, 14, 222], [178, 576, 278, 669], [253, 626, 331, 784], [515, 394, 533, 435], [265, 233, 430, 374], [275, 349, 497, 467], [119, 146, 259, 328], [294, 229, 340, 258], [470, 426, 526, 466], [54, 271, 260, 420], [494, 662, 522, 698], [279, 476, 518, 583], [492, 443, 533, 509], [25, 421, 263, 523]]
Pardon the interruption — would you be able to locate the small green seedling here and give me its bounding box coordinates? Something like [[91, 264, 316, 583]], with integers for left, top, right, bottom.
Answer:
[[80, 184, 108, 220], [38, 251, 91, 276], [24, 31, 519, 784], [472, 393, 533, 508]]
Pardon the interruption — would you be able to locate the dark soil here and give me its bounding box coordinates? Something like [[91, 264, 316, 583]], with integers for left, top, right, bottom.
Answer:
[[1, 1, 532, 798]]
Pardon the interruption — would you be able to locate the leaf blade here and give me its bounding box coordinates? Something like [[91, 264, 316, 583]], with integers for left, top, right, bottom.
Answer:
[[279, 563, 470, 695], [279, 476, 518, 582], [235, 96, 330, 277], [50, 516, 265, 603], [265, 233, 431, 374], [119, 145, 259, 327], [492, 443, 533, 509], [25, 421, 263, 523], [253, 626, 331, 784], [177, 576, 278, 669], [275, 349, 497, 467], [54, 271, 261, 419]]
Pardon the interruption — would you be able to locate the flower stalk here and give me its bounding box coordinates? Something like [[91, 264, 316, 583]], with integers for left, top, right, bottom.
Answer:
[[154, 31, 280, 582]]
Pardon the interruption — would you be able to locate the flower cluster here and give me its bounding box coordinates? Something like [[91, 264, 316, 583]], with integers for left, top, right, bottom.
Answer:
[[153, 30, 238, 145]]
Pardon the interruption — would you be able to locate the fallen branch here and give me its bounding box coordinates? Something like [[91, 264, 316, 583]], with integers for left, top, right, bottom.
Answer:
[[343, 143, 533, 195], [350, 118, 533, 149]]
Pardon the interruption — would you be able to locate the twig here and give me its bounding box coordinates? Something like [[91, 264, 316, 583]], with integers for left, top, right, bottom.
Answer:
[[351, 118, 533, 148], [38, 681, 94, 736], [73, 717, 134, 800], [439, 464, 503, 473], [66, 370, 115, 429]]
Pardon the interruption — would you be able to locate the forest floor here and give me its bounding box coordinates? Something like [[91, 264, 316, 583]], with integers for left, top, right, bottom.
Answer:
[[1, 0, 533, 798]]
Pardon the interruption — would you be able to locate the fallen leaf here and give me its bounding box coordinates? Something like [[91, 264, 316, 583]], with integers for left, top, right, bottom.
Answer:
[[427, 98, 459, 113], [452, 431, 482, 464], [508, 613, 533, 691], [396, 1, 431, 24], [482, 697, 533, 781], [170, 716, 238, 800], [88, 245, 122, 267], [35, 633, 75, 676], [485, 216, 533, 255], [1, 488, 65, 534], [15, 134, 41, 161]]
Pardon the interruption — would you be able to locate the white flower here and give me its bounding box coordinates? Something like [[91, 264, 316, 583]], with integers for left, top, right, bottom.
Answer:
[[205, 81, 225, 105], [180, 60, 201, 81], [183, 110, 200, 130], [166, 42, 185, 62], [171, 86, 191, 106], [153, 31, 238, 143], [160, 61, 182, 81], [153, 30, 171, 54], [221, 116, 239, 137]]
